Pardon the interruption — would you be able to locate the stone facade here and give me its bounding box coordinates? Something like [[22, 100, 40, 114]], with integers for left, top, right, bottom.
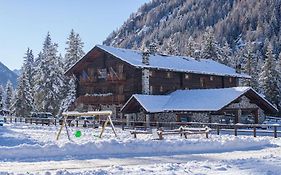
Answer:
[[127, 95, 267, 125]]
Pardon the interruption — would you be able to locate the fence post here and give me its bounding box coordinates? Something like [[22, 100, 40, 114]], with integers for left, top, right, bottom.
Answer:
[[234, 125, 238, 136], [76, 120, 78, 127], [15, 118, 17, 123], [122, 121, 125, 130], [10, 117, 12, 123], [253, 126, 256, 137], [4, 117, 6, 123], [274, 126, 277, 138], [216, 125, 220, 135]]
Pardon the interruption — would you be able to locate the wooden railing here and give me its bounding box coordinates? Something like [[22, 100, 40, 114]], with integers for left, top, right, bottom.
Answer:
[[3, 116, 281, 138]]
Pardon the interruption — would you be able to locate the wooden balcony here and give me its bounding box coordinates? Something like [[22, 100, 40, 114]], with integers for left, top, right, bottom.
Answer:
[[76, 94, 125, 105]]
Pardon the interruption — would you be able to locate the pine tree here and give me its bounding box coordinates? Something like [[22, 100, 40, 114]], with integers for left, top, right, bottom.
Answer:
[[241, 44, 259, 90], [259, 44, 280, 109], [0, 85, 4, 111], [4, 80, 14, 112], [12, 49, 35, 117], [186, 36, 196, 58], [164, 37, 178, 55], [201, 27, 219, 61], [59, 77, 77, 114], [34, 33, 65, 115], [64, 29, 85, 71], [276, 53, 281, 110], [219, 40, 234, 67]]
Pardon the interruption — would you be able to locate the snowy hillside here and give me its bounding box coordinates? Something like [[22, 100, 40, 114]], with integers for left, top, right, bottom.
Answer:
[[0, 62, 18, 87], [1, 123, 281, 174]]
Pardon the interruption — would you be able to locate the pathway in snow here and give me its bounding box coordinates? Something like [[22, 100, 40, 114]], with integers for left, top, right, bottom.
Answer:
[[1, 145, 281, 174]]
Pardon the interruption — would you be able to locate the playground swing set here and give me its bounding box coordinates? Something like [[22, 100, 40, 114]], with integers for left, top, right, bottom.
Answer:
[[56, 110, 117, 140]]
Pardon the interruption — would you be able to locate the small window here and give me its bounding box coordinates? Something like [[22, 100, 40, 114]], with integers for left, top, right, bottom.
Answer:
[[200, 77, 206, 88], [185, 74, 190, 79], [229, 77, 233, 83], [150, 86, 153, 94], [167, 72, 172, 78], [160, 86, 163, 92], [119, 85, 124, 94], [210, 76, 214, 81], [82, 70, 89, 80], [118, 64, 124, 73]]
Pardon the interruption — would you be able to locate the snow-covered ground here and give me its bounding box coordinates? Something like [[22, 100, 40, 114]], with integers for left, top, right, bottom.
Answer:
[[1, 123, 281, 174]]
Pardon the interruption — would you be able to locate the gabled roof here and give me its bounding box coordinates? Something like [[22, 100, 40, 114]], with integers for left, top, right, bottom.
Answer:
[[121, 87, 278, 114], [66, 45, 250, 78]]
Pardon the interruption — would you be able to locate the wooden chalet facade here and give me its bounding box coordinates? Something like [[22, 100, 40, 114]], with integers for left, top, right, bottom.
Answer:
[[66, 45, 255, 120]]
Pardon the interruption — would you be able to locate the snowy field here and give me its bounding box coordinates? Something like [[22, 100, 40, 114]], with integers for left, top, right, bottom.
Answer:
[[1, 123, 281, 174]]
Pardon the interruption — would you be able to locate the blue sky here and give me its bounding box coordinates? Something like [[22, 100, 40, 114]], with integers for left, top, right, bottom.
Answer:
[[0, 0, 149, 70]]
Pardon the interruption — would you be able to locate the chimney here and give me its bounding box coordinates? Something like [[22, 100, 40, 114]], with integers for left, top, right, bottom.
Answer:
[[142, 50, 150, 65]]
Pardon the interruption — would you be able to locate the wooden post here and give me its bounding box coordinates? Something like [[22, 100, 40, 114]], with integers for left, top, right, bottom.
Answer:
[[234, 125, 238, 136], [4, 117, 6, 123], [54, 119, 57, 126], [217, 125, 220, 135], [76, 120, 78, 127], [158, 131, 163, 140], [274, 126, 277, 138], [180, 127, 183, 137], [10, 117, 12, 123], [145, 114, 150, 129], [56, 116, 66, 140], [15, 118, 17, 123], [253, 126, 256, 137], [122, 121, 125, 130]]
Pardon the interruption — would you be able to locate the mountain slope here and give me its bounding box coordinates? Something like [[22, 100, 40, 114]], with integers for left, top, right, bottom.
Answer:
[[0, 62, 18, 87], [104, 0, 281, 55]]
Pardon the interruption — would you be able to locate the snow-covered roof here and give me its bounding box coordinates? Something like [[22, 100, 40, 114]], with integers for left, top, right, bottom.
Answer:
[[122, 87, 278, 113], [96, 45, 250, 78]]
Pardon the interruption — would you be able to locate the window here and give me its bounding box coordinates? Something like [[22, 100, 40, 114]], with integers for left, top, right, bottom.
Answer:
[[229, 77, 233, 83], [210, 76, 214, 81], [160, 86, 163, 92], [150, 86, 153, 94], [118, 64, 123, 73], [200, 77, 206, 88], [119, 85, 124, 94], [167, 72, 172, 78], [185, 74, 190, 79], [81, 70, 89, 80]]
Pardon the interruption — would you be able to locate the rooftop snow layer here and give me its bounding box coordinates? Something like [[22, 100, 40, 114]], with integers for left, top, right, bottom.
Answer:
[[127, 87, 274, 113], [97, 45, 250, 78]]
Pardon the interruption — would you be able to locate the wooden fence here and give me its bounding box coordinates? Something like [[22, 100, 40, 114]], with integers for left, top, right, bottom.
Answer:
[[3, 116, 281, 138]]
